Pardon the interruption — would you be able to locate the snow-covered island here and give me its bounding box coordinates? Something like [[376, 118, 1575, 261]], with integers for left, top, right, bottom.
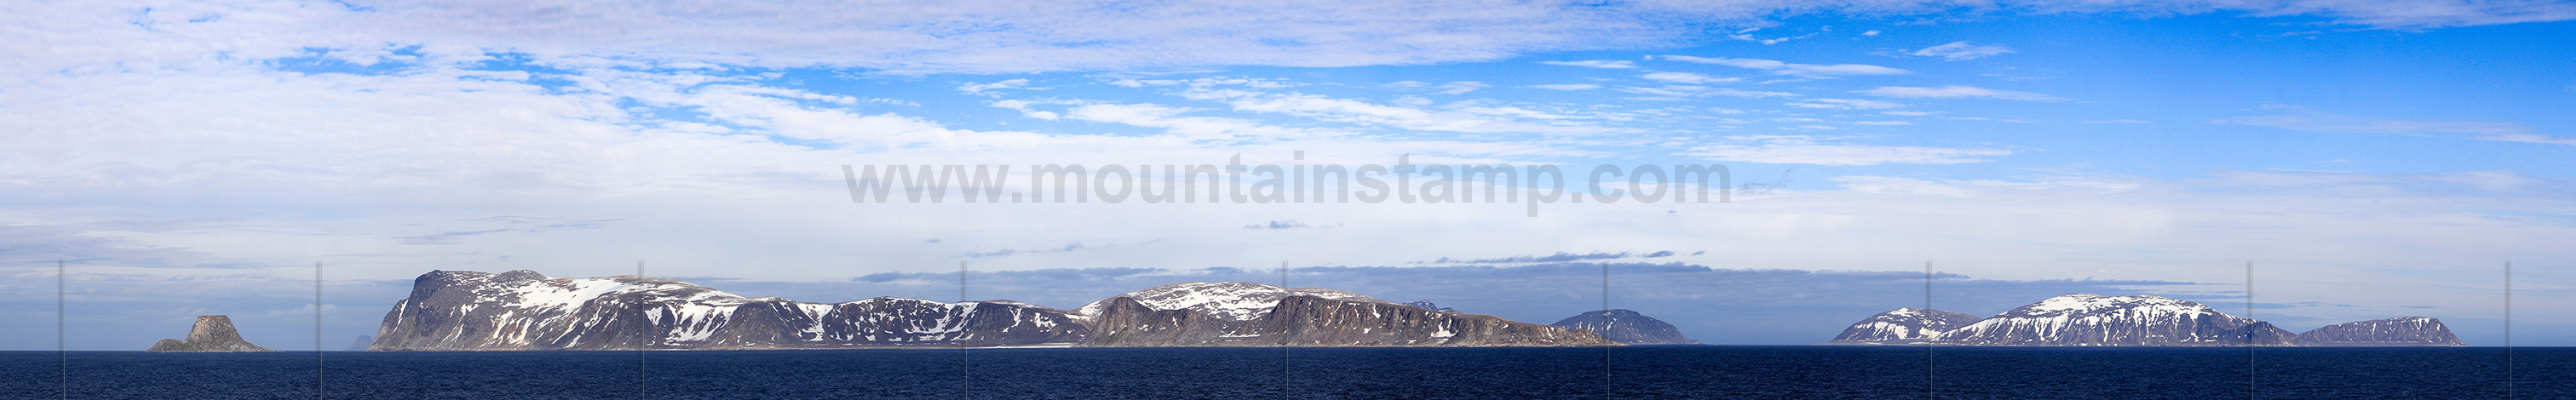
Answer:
[[367, 270, 1612, 351], [1826, 294, 2464, 346]]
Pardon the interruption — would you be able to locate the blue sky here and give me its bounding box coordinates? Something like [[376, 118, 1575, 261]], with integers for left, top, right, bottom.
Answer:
[[3, 0, 2573, 349]]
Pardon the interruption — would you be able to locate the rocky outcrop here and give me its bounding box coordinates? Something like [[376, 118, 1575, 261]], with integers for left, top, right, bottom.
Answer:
[[347, 335, 374, 351], [2294, 317, 2465, 346], [1078, 282, 1613, 347], [1550, 310, 1703, 345], [371, 270, 1088, 351], [1828, 307, 1981, 344], [147, 316, 279, 352]]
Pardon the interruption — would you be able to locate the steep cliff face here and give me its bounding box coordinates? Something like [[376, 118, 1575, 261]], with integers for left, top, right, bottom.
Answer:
[[1078, 282, 1613, 347], [372, 270, 1087, 351], [1935, 294, 2295, 346], [147, 315, 279, 352], [1827, 308, 1981, 344], [2295, 317, 2465, 346], [1550, 310, 1704, 345]]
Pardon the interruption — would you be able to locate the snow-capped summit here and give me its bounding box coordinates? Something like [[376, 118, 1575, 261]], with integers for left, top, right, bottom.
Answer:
[[1935, 294, 2294, 346], [372, 270, 1611, 350], [1074, 281, 1392, 321], [1829, 307, 1981, 344], [373, 270, 1089, 351]]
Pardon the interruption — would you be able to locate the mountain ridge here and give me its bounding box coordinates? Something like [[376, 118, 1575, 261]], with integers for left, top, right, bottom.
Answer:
[[1826, 294, 2462, 346], [371, 271, 1610, 350]]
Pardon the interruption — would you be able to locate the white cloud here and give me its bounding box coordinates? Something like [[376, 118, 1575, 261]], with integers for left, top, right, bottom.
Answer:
[[1617, 85, 1797, 99], [957, 79, 1032, 95], [1910, 41, 2014, 60], [1726, 28, 1820, 45], [1862, 30, 1883, 37], [1177, 83, 1626, 135], [1434, 81, 1492, 94], [6, 0, 2565, 83], [1539, 60, 1637, 69], [1685, 135, 2013, 165], [2215, 106, 2573, 146], [1858, 85, 2069, 101], [1060, 102, 1347, 140], [1527, 83, 1601, 90], [989, 100, 1064, 120], [1640, 71, 1738, 84], [1655, 55, 1908, 78], [1789, 99, 1906, 110]]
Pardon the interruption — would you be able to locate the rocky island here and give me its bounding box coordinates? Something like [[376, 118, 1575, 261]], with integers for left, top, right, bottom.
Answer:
[[370, 270, 1610, 351], [147, 315, 280, 352], [2293, 317, 2466, 346], [1826, 294, 2463, 346], [1550, 309, 1703, 345]]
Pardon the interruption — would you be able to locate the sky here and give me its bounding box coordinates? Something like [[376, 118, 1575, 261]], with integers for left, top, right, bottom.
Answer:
[[3, 0, 2573, 350]]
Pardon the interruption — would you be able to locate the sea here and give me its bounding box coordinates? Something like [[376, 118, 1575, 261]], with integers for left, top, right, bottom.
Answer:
[[2, 346, 2565, 399]]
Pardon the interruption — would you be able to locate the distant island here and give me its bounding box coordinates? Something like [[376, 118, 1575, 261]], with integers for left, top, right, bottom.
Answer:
[[367, 270, 1615, 351], [147, 315, 280, 352], [1551, 310, 1702, 345], [1826, 294, 2464, 346]]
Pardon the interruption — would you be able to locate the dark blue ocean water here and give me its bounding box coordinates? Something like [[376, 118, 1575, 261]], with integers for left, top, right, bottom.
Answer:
[[3, 346, 2567, 399]]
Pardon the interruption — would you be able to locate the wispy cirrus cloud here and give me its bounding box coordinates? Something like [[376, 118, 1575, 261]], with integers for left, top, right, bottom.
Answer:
[[1540, 60, 1637, 69], [1859, 85, 2068, 101], [2214, 106, 2573, 146], [957, 79, 1035, 95], [1413, 251, 1678, 264], [1910, 41, 2014, 60], [1617, 85, 1798, 99], [1655, 55, 1908, 78], [1789, 99, 1906, 110], [1527, 83, 1601, 91], [1640, 71, 1738, 84], [1687, 135, 2013, 165], [1176, 83, 1628, 135]]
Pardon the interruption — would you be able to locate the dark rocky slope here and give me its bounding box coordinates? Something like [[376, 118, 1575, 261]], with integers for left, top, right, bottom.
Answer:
[[1827, 294, 2460, 346], [1828, 307, 1982, 344], [2294, 317, 2465, 346], [1078, 282, 1613, 347], [147, 315, 279, 352], [371, 271, 1607, 350], [1550, 309, 1703, 345], [371, 270, 1087, 351]]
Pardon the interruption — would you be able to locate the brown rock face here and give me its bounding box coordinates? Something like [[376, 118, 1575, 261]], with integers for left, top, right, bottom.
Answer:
[[147, 315, 279, 352]]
